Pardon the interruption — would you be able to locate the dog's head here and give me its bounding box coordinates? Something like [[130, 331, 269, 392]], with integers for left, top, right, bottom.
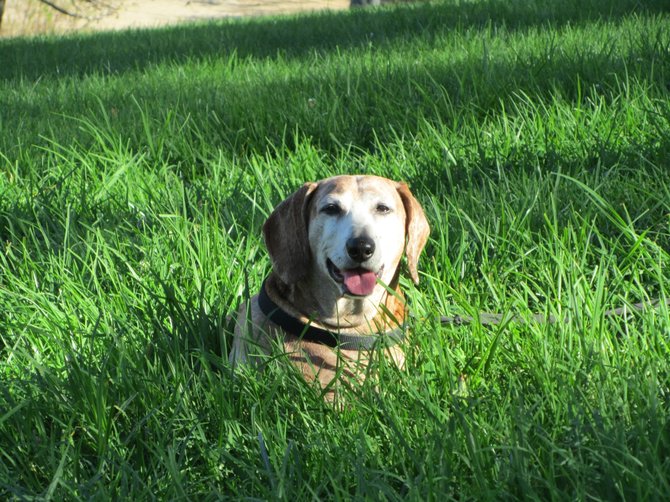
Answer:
[[263, 175, 430, 298]]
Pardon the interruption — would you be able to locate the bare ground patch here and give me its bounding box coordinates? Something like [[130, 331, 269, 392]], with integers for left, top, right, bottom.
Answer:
[[1, 0, 349, 38]]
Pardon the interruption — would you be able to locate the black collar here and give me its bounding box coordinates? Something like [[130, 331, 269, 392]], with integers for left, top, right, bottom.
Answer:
[[257, 278, 405, 351]]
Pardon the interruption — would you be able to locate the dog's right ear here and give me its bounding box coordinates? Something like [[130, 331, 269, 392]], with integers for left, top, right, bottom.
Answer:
[[263, 182, 318, 285]]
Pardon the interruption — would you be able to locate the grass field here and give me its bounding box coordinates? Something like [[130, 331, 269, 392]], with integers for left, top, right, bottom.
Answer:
[[1, 0, 670, 499]]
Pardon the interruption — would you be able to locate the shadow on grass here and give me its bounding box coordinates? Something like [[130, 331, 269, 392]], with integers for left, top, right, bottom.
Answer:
[[0, 0, 668, 82], [3, 16, 666, 160]]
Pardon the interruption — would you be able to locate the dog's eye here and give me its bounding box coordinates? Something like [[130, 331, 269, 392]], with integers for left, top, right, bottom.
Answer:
[[376, 203, 391, 214], [321, 203, 342, 216]]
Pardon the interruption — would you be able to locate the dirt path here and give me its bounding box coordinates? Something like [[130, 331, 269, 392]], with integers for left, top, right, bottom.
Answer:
[[2, 0, 350, 37]]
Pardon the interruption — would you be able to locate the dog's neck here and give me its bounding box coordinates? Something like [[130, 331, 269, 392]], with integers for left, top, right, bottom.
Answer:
[[266, 272, 405, 333]]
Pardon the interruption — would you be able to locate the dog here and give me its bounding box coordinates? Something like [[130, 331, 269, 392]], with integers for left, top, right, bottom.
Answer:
[[229, 175, 430, 399]]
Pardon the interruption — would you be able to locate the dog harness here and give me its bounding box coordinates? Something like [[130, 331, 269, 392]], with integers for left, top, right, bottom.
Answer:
[[258, 279, 405, 351]]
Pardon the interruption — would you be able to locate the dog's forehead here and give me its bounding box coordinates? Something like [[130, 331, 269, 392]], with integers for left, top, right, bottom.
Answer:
[[315, 175, 400, 204]]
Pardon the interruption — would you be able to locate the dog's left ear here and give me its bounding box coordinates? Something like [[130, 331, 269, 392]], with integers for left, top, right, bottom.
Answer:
[[263, 182, 318, 285], [397, 183, 430, 284]]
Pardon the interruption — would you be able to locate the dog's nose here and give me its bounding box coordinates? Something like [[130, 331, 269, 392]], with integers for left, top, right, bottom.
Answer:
[[346, 236, 375, 263]]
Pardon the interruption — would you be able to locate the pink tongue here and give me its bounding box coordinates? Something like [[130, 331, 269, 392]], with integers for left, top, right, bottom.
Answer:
[[342, 269, 377, 296]]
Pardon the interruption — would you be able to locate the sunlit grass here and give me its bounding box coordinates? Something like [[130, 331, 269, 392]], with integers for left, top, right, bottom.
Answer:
[[1, 0, 669, 499]]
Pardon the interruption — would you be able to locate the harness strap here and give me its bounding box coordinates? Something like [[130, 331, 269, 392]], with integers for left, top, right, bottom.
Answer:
[[258, 279, 405, 350]]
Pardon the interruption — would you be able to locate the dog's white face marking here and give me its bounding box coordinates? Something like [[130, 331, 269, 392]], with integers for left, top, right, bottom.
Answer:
[[307, 176, 406, 302]]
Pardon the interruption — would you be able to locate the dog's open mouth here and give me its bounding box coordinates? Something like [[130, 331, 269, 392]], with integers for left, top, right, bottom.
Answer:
[[327, 258, 383, 297]]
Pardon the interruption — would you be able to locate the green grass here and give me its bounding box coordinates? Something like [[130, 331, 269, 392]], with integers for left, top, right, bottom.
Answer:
[[1, 0, 670, 499]]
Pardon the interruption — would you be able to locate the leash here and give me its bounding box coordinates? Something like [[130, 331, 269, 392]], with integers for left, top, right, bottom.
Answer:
[[439, 298, 670, 326], [258, 278, 405, 350], [254, 275, 669, 345]]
